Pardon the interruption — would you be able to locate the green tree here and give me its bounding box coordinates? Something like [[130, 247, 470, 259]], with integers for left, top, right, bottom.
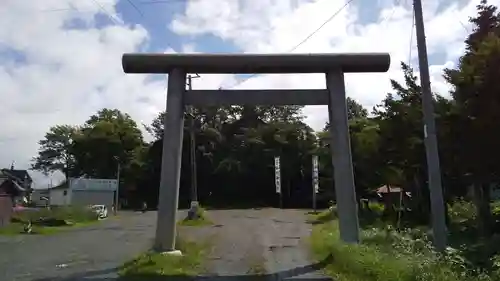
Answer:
[[443, 0, 500, 235], [31, 125, 78, 178], [72, 109, 145, 182], [347, 97, 368, 120]]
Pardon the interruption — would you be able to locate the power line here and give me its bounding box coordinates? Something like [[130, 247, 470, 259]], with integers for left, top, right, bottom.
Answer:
[[223, 0, 356, 90], [380, 0, 401, 29], [125, 0, 144, 17], [139, 0, 185, 4], [38, 0, 184, 13], [408, 6, 415, 67], [455, 12, 470, 32], [288, 0, 355, 53], [90, 0, 121, 25]]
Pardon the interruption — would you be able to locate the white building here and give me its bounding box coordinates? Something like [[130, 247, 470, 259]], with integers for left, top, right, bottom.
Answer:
[[43, 178, 117, 209], [31, 188, 50, 206], [69, 178, 117, 210], [48, 185, 71, 206]]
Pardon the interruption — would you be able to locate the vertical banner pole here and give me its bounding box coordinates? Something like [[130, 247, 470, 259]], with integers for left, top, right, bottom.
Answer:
[[275, 156, 281, 208], [312, 155, 319, 212]]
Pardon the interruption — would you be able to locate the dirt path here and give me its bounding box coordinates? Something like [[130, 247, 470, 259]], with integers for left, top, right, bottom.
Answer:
[[180, 208, 331, 280]]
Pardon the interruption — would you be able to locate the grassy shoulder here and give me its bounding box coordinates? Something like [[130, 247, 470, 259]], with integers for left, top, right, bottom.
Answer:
[[0, 206, 101, 236], [0, 220, 99, 235], [177, 206, 213, 227], [118, 238, 210, 280], [308, 202, 500, 281]]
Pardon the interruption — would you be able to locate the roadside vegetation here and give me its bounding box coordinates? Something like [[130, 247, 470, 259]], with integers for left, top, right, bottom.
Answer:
[[310, 200, 500, 281], [178, 206, 212, 226], [0, 206, 100, 235], [306, 3, 500, 280], [118, 238, 210, 280]]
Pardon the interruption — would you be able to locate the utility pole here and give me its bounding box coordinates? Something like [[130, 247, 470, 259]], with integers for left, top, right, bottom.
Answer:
[[413, 0, 447, 251], [187, 74, 200, 219], [115, 160, 120, 215]]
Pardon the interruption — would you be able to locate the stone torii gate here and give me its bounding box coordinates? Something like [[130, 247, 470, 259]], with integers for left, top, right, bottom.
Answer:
[[122, 52, 390, 252]]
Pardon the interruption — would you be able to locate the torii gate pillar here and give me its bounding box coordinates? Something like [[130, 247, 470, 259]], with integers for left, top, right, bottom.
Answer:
[[122, 53, 391, 252]]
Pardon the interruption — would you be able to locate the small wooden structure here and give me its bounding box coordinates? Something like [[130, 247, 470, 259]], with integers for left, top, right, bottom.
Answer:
[[0, 170, 26, 227]]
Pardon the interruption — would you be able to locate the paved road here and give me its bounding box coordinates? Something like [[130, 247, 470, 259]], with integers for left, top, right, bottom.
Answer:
[[1, 209, 330, 281], [181, 208, 331, 280], [0, 211, 163, 281]]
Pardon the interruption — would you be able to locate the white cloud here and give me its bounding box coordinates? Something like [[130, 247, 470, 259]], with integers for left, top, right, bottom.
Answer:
[[171, 0, 499, 130], [1, 0, 498, 188], [0, 0, 159, 187]]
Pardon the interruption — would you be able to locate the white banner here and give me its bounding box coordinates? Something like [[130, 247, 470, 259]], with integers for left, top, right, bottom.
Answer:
[[312, 155, 319, 194], [70, 178, 118, 191], [274, 157, 281, 194]]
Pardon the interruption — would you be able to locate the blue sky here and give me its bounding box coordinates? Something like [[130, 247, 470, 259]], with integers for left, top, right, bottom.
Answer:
[[0, 0, 492, 187]]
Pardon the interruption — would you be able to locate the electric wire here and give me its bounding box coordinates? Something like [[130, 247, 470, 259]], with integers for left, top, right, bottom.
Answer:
[[222, 0, 357, 90]]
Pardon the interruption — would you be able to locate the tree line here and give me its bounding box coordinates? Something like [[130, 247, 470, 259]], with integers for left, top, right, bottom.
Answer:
[[32, 1, 500, 233]]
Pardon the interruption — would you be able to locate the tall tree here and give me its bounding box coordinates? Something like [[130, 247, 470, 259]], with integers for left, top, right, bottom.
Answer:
[[443, 0, 500, 234], [72, 109, 145, 181], [31, 125, 78, 178], [347, 97, 368, 120]]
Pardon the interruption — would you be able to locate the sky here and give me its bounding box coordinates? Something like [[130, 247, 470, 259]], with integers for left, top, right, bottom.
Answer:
[[0, 0, 497, 188]]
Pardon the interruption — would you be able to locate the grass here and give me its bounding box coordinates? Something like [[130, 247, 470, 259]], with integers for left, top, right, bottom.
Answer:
[[0, 220, 99, 236], [246, 256, 268, 275], [310, 222, 477, 281], [118, 238, 210, 280], [0, 206, 101, 236], [306, 207, 336, 224], [178, 206, 213, 227]]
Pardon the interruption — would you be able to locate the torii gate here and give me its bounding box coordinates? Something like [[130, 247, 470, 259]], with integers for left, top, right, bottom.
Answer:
[[122, 52, 390, 252]]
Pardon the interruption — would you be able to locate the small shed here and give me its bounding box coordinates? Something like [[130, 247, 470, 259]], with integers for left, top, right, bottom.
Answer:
[[0, 171, 26, 227], [375, 184, 411, 211], [48, 183, 71, 206]]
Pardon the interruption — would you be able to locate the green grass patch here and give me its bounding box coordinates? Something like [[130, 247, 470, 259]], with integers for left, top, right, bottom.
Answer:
[[0, 206, 100, 236], [177, 218, 212, 226], [178, 206, 213, 227], [0, 220, 99, 235], [0, 219, 100, 236], [306, 207, 337, 224], [118, 238, 210, 280], [310, 222, 493, 281], [246, 257, 268, 275]]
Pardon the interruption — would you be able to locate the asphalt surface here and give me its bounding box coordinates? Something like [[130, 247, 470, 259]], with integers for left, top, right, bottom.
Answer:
[[0, 211, 164, 281], [1, 209, 330, 281], [181, 209, 331, 281]]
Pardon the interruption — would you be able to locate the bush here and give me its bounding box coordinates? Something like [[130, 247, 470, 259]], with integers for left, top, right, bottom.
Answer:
[[448, 199, 477, 223], [367, 201, 385, 215], [11, 206, 98, 226], [311, 222, 494, 281]]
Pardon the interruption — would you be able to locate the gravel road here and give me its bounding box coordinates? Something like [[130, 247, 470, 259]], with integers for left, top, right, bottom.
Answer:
[[181, 208, 331, 281], [1, 209, 330, 281], [0, 211, 169, 281]]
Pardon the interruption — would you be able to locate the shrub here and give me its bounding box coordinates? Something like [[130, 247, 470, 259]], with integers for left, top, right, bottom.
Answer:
[[11, 206, 98, 226], [311, 222, 495, 281], [448, 199, 477, 223]]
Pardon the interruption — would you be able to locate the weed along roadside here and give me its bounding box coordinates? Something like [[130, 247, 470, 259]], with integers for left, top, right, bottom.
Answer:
[[178, 206, 213, 227], [118, 237, 210, 280], [308, 205, 500, 281], [0, 206, 102, 236]]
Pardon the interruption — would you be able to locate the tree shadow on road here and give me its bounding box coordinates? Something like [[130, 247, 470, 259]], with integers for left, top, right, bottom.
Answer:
[[32, 255, 333, 281]]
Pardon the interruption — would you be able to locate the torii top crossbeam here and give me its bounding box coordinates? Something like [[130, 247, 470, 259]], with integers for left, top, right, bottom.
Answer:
[[122, 53, 390, 74]]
